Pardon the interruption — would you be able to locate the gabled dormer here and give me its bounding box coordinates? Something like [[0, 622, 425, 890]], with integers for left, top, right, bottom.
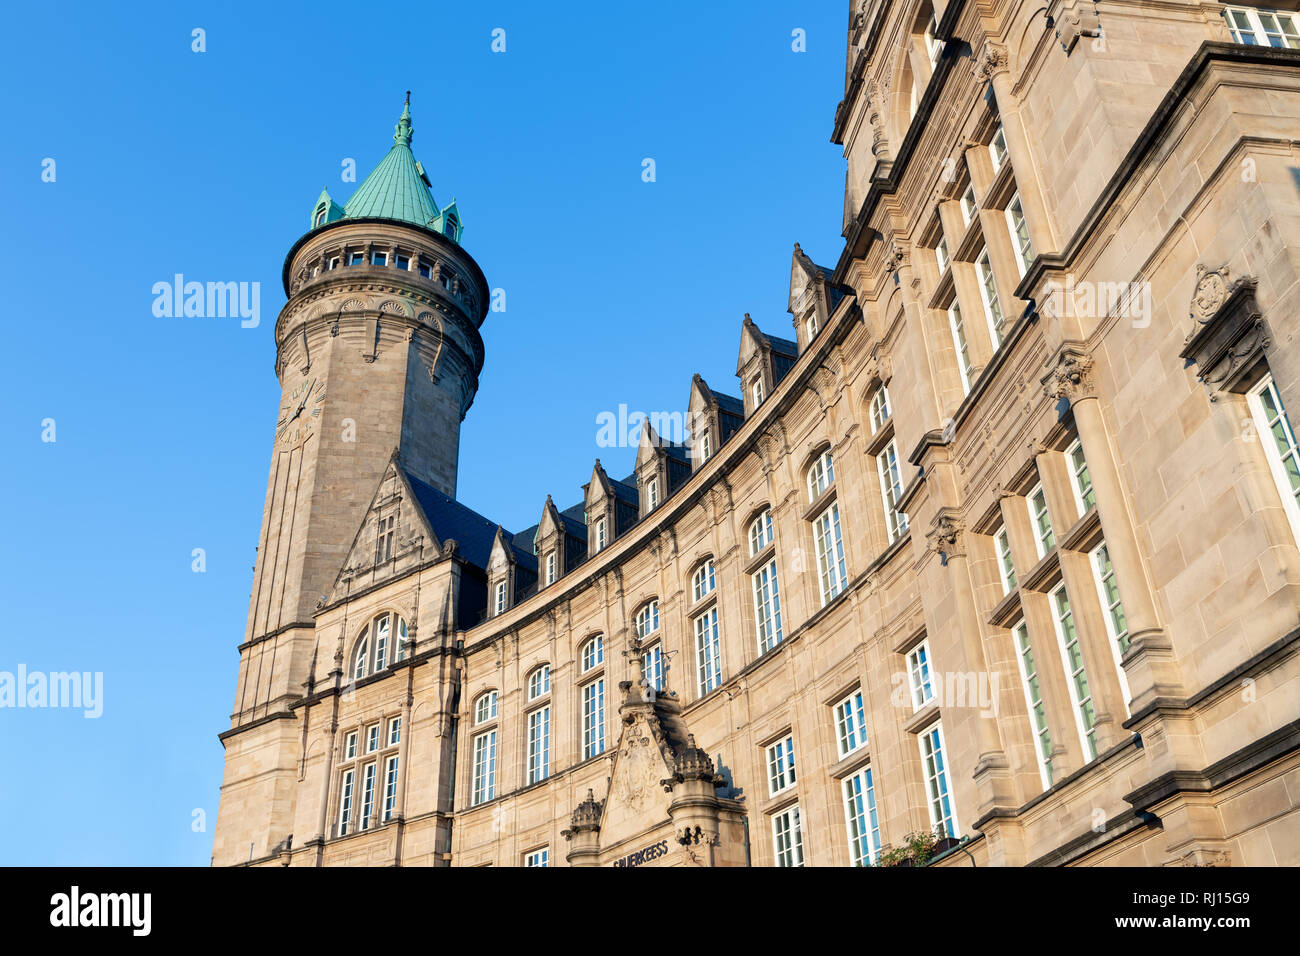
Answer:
[[789, 242, 847, 352], [585, 459, 641, 553], [634, 420, 691, 517], [687, 374, 745, 471], [487, 527, 518, 618], [535, 495, 588, 588], [736, 313, 799, 416], [435, 199, 461, 244], [310, 187, 345, 230]]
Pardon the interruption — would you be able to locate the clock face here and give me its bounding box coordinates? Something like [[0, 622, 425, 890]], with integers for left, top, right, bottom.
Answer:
[[276, 375, 326, 448]]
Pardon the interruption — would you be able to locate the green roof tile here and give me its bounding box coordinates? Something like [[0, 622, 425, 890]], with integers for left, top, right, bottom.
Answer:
[[341, 93, 449, 234]]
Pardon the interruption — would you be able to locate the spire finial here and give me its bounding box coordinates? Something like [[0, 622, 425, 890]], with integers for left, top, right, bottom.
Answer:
[[394, 92, 413, 147]]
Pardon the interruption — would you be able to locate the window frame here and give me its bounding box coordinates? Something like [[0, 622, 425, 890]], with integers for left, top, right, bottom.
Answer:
[[877, 439, 909, 542], [473, 690, 498, 725], [526, 704, 550, 785], [1223, 5, 1300, 47], [634, 600, 660, 640], [1011, 619, 1054, 790], [581, 678, 606, 759], [580, 635, 604, 673], [1247, 373, 1300, 542], [765, 734, 797, 796], [1005, 191, 1034, 277], [1027, 482, 1055, 557], [748, 509, 775, 556], [812, 501, 849, 605], [919, 722, 959, 839], [995, 524, 1017, 594], [947, 301, 972, 394], [471, 729, 497, 806], [843, 765, 882, 866], [975, 246, 1005, 348], [691, 558, 716, 602], [1050, 583, 1099, 762], [907, 641, 935, 710], [752, 558, 783, 653], [832, 690, 868, 759], [527, 664, 551, 702], [771, 804, 804, 867], [694, 605, 722, 696]]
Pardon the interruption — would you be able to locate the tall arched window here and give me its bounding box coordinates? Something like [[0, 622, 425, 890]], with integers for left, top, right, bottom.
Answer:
[[351, 612, 410, 679]]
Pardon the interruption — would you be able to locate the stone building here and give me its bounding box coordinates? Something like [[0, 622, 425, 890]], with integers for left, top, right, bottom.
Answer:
[[212, 3, 1300, 866]]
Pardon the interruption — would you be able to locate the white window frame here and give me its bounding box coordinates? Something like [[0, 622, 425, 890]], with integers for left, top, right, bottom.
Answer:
[[1091, 543, 1132, 711], [1247, 373, 1300, 542], [918, 722, 958, 838], [387, 716, 401, 747], [471, 730, 497, 805], [960, 183, 977, 226], [640, 643, 664, 691], [948, 301, 972, 394], [935, 236, 950, 275], [752, 379, 765, 407], [748, 509, 774, 556], [907, 641, 935, 710], [807, 449, 835, 502], [359, 761, 377, 830], [524, 847, 549, 867], [833, 690, 868, 758], [647, 476, 660, 510], [765, 735, 797, 796], [691, 558, 716, 602], [813, 502, 848, 605], [528, 664, 550, 701], [989, 124, 1008, 171], [1011, 619, 1054, 791], [474, 690, 497, 725], [338, 768, 355, 836], [923, 10, 942, 65], [1005, 191, 1034, 277], [771, 805, 804, 867], [975, 247, 1005, 347], [1067, 438, 1095, 516], [526, 705, 550, 785], [580, 635, 604, 673], [595, 516, 608, 551], [1050, 584, 1098, 762], [870, 386, 891, 432], [493, 579, 507, 616], [365, 723, 380, 754], [581, 679, 606, 759], [877, 440, 909, 542], [1027, 482, 1054, 557], [1223, 6, 1300, 47], [843, 765, 882, 865], [752, 559, 783, 653], [382, 754, 399, 822], [694, 606, 722, 696], [634, 600, 660, 640], [344, 731, 357, 760], [995, 525, 1017, 594], [544, 550, 557, 586]]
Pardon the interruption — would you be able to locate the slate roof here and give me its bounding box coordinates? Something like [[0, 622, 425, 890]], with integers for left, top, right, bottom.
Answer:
[[404, 471, 506, 571]]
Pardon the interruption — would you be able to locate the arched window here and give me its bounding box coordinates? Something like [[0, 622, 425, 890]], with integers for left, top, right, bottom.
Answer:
[[444, 215, 458, 238], [748, 509, 774, 557], [474, 690, 498, 724], [314, 205, 327, 227], [691, 559, 716, 602], [581, 635, 604, 673], [351, 612, 409, 679], [634, 600, 660, 640], [807, 449, 835, 502], [528, 665, 551, 701]]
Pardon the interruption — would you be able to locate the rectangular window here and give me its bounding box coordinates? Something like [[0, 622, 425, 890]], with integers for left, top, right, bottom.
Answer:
[[647, 477, 660, 510], [919, 723, 958, 838], [1092, 543, 1132, 709], [924, 11, 941, 64], [326, 255, 340, 270], [524, 847, 549, 867], [382, 755, 399, 821], [752, 379, 765, 407], [344, 731, 357, 760], [960, 183, 977, 226], [338, 768, 355, 836], [640, 644, 664, 691], [394, 253, 410, 270], [1006, 192, 1034, 276], [1247, 374, 1300, 541], [366, 723, 380, 754], [582, 679, 606, 759], [907, 641, 935, 710], [995, 525, 1017, 593], [771, 805, 804, 867], [1051, 584, 1098, 761], [526, 706, 550, 785], [360, 762, 377, 830], [371, 251, 388, 266], [843, 766, 882, 866], [752, 559, 783, 653], [935, 236, 950, 274], [417, 260, 433, 279], [376, 515, 395, 564], [870, 386, 891, 431], [374, 615, 390, 671], [1012, 620, 1054, 789], [1067, 438, 1095, 514], [595, 517, 607, 551], [948, 302, 972, 394], [833, 690, 868, 758], [766, 735, 796, 796], [813, 502, 848, 605], [545, 551, 556, 585], [387, 716, 401, 747], [878, 440, 909, 542], [976, 248, 1005, 347], [1028, 483, 1054, 557], [694, 607, 722, 696], [348, 252, 365, 266], [494, 580, 507, 615], [472, 730, 497, 805], [1224, 6, 1300, 47], [989, 125, 1009, 171]]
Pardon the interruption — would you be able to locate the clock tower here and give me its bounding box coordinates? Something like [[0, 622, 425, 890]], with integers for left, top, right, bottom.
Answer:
[[215, 94, 489, 861]]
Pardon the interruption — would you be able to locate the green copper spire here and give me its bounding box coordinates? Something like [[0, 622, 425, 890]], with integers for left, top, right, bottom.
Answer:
[[341, 92, 454, 236]]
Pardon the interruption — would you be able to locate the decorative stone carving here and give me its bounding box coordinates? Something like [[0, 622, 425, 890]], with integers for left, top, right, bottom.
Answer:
[[1055, 0, 1104, 53], [1041, 345, 1096, 403], [975, 44, 1008, 82], [1179, 266, 1268, 399], [562, 789, 603, 840], [926, 509, 964, 562]]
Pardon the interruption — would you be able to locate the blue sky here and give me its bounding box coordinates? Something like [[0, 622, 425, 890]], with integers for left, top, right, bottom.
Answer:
[[0, 0, 846, 864]]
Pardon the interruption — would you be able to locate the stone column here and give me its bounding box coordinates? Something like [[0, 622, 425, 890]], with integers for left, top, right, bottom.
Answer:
[[663, 735, 725, 866], [562, 790, 603, 867], [1042, 345, 1185, 714]]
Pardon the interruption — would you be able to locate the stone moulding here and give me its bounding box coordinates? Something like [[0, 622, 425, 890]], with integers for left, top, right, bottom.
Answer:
[[1178, 266, 1268, 398]]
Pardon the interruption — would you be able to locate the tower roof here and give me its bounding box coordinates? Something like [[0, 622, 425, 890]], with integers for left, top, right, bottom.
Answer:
[[341, 92, 453, 235]]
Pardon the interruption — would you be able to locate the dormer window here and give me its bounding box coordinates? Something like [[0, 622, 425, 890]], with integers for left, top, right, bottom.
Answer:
[[752, 379, 765, 407], [595, 517, 608, 551], [493, 580, 507, 616], [545, 551, 557, 586], [647, 476, 660, 511], [806, 314, 820, 340], [444, 215, 458, 238], [314, 206, 327, 227], [700, 431, 712, 462]]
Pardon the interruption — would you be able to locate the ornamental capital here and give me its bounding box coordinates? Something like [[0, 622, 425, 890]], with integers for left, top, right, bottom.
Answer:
[[926, 509, 965, 562], [1041, 345, 1096, 402], [975, 44, 1009, 82]]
